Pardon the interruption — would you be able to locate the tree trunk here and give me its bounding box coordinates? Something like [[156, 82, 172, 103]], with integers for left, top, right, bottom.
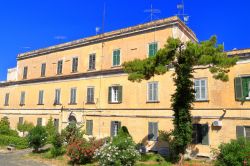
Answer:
[[178, 153, 184, 166]]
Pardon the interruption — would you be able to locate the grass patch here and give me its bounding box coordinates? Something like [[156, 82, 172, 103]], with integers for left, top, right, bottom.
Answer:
[[137, 153, 172, 166]]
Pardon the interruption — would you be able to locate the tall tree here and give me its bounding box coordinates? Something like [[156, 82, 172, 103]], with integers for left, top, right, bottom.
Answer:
[[123, 36, 238, 163]]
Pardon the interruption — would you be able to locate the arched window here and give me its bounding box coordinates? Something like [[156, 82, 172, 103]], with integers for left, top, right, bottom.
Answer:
[[68, 115, 77, 124]]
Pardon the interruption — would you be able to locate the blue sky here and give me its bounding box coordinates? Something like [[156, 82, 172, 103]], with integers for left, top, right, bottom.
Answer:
[[0, 0, 249, 81]]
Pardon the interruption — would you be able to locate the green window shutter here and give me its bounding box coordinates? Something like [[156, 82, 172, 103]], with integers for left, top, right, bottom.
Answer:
[[149, 44, 154, 57], [235, 77, 243, 101], [54, 119, 59, 132], [153, 122, 158, 141], [118, 86, 123, 103], [118, 121, 121, 130], [242, 77, 250, 99], [108, 87, 112, 103], [117, 50, 120, 65], [201, 124, 209, 145], [86, 120, 93, 135], [110, 121, 115, 137], [236, 126, 245, 139], [148, 122, 153, 140]]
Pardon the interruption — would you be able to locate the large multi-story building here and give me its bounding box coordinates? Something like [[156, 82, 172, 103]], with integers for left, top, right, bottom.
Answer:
[[0, 16, 249, 157]]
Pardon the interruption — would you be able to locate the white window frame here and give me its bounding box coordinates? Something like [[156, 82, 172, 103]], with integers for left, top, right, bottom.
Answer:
[[72, 57, 79, 73], [70, 87, 77, 104], [87, 86, 95, 103], [147, 81, 159, 102], [111, 86, 119, 103], [148, 41, 158, 57], [88, 53, 96, 70], [54, 89, 61, 105], [194, 78, 208, 101], [38, 90, 44, 105], [112, 49, 121, 67]]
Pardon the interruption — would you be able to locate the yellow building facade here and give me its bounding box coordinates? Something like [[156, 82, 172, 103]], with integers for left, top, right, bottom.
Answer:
[[0, 16, 249, 158]]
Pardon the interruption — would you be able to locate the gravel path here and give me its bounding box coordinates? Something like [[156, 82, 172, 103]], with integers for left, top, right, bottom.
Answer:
[[0, 149, 48, 166]]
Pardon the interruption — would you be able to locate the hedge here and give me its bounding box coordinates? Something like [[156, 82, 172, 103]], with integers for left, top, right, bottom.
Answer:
[[0, 135, 29, 149]]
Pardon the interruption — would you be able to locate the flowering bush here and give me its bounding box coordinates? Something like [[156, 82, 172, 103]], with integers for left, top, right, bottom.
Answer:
[[67, 137, 104, 165], [95, 127, 140, 166]]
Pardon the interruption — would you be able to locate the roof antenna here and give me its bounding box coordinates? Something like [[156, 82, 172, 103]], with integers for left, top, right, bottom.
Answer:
[[177, 0, 190, 24], [144, 1, 161, 21]]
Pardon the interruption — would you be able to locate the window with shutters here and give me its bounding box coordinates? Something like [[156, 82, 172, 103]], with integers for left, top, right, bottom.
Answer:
[[18, 117, 24, 125], [110, 121, 121, 137], [148, 42, 158, 57], [86, 120, 93, 135], [72, 57, 78, 73], [108, 86, 122, 103], [236, 126, 250, 140], [70, 88, 77, 104], [234, 77, 250, 101], [54, 89, 61, 105], [192, 124, 209, 145], [4, 93, 9, 106], [147, 82, 159, 102], [88, 54, 96, 70], [57, 60, 63, 75], [54, 119, 59, 132], [37, 118, 42, 126], [194, 79, 208, 101], [148, 122, 158, 141], [41, 63, 46, 77], [20, 91, 25, 106], [38, 90, 44, 105], [23, 66, 28, 79], [87, 87, 95, 104], [112, 49, 121, 66]]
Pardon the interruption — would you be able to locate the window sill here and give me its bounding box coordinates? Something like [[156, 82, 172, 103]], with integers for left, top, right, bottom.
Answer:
[[68, 103, 77, 105], [194, 100, 209, 102], [111, 65, 121, 68], [37, 104, 44, 105], [87, 69, 96, 71], [40, 76, 46, 78], [4, 105, 9, 106], [109, 102, 122, 104], [53, 103, 62, 106], [71, 71, 78, 73], [19, 104, 25, 106], [146, 101, 160, 103], [85, 102, 95, 105], [56, 73, 62, 76]]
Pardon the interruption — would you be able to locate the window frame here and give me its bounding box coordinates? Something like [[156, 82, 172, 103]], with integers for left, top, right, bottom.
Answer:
[[69, 87, 77, 104], [41, 63, 46, 77], [20, 91, 25, 106], [148, 122, 158, 141], [192, 123, 209, 145], [148, 42, 158, 57], [194, 78, 208, 101], [88, 53, 96, 71], [112, 49, 121, 67], [86, 86, 95, 104], [4, 93, 9, 106], [38, 90, 44, 105], [108, 86, 122, 104], [57, 60, 63, 75], [72, 57, 79, 73], [147, 81, 159, 102], [23, 66, 28, 79], [86, 120, 93, 135], [54, 89, 61, 105]]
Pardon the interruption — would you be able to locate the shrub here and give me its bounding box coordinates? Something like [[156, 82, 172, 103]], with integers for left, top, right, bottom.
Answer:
[[45, 117, 57, 143], [28, 126, 48, 152], [67, 137, 104, 165], [215, 138, 250, 166], [61, 123, 83, 143], [95, 126, 140, 166], [0, 117, 18, 137], [50, 133, 65, 157], [17, 121, 34, 136], [0, 134, 29, 149]]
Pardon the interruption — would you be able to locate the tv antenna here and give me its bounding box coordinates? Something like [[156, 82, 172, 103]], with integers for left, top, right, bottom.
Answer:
[[144, 3, 161, 21], [177, 0, 189, 24]]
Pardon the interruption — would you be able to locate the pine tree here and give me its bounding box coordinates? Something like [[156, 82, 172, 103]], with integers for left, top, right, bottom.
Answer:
[[123, 36, 238, 164]]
